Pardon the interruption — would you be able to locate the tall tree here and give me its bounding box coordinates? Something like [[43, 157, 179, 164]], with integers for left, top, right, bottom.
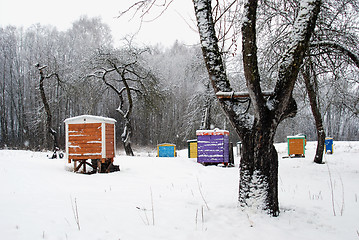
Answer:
[[192, 0, 321, 215], [302, 61, 326, 163], [301, 0, 359, 162], [35, 64, 62, 153]]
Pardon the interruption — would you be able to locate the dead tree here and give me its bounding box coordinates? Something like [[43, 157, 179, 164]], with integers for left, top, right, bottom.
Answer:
[[90, 50, 158, 156], [35, 63, 60, 154], [92, 63, 136, 156]]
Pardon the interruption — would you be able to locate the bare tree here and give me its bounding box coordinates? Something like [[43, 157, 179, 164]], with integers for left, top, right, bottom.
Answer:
[[301, 0, 359, 162], [90, 48, 161, 155], [120, 0, 321, 215], [35, 63, 61, 154], [302, 61, 326, 164], [193, 0, 321, 216]]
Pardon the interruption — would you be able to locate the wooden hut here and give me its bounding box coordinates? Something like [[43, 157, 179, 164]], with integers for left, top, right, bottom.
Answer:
[[64, 115, 117, 173], [157, 143, 176, 157], [196, 129, 229, 165], [187, 139, 197, 158], [287, 135, 306, 157]]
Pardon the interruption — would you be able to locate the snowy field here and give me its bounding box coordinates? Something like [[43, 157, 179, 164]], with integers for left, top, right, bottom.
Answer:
[[0, 141, 358, 240]]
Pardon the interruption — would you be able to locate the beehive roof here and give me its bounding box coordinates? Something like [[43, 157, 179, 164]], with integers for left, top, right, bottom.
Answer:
[[196, 129, 229, 136], [64, 115, 116, 124]]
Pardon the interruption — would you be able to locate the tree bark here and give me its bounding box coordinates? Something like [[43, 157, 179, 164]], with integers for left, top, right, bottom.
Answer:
[[122, 119, 134, 156], [302, 63, 325, 164]]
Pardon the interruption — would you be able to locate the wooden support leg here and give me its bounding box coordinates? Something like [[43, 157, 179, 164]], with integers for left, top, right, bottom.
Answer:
[[83, 160, 86, 173], [74, 161, 84, 173], [98, 160, 102, 173], [105, 162, 113, 173]]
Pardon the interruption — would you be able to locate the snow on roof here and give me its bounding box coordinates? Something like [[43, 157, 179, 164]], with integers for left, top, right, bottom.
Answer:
[[287, 135, 306, 139], [157, 143, 176, 147], [196, 129, 229, 136], [64, 115, 116, 124]]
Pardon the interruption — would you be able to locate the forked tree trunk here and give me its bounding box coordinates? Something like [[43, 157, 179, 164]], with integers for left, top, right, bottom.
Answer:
[[193, 0, 321, 216]]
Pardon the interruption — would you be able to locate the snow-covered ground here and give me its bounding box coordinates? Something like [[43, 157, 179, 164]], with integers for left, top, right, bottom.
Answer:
[[0, 141, 358, 240]]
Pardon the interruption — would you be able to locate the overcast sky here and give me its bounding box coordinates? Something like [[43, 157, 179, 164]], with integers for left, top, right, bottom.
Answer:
[[0, 0, 200, 47]]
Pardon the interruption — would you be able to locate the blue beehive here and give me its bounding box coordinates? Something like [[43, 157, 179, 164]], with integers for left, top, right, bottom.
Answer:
[[196, 129, 229, 165], [325, 137, 333, 154], [157, 143, 176, 157]]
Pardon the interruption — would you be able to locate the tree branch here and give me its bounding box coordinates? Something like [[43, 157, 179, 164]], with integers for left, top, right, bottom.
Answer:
[[241, 0, 266, 119], [310, 41, 359, 68], [273, 0, 321, 121]]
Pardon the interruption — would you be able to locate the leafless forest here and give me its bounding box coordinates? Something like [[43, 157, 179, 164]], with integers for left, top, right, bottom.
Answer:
[[1, 14, 358, 151]]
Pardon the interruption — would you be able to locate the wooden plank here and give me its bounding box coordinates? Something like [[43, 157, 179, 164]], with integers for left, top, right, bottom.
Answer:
[[68, 126, 101, 132], [68, 132, 102, 138], [69, 128, 101, 134], [68, 135, 101, 142], [68, 123, 101, 130], [216, 91, 274, 99], [69, 155, 102, 160], [68, 145, 102, 151], [105, 123, 115, 158], [69, 146, 102, 153], [68, 139, 102, 145]]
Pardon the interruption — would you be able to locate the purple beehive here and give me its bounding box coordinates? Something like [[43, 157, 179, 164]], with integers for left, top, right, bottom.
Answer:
[[196, 129, 229, 164]]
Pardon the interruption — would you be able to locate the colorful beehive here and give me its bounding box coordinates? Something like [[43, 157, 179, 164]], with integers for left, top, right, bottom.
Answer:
[[325, 137, 334, 154], [287, 135, 306, 157], [64, 115, 116, 172], [157, 143, 176, 157], [196, 129, 229, 165], [187, 139, 197, 158]]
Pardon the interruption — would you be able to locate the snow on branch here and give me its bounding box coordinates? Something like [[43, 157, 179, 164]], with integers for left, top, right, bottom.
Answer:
[[279, 0, 321, 72], [216, 91, 274, 99]]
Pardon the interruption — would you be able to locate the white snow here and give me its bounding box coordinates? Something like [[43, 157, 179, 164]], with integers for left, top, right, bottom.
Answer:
[[0, 141, 358, 240]]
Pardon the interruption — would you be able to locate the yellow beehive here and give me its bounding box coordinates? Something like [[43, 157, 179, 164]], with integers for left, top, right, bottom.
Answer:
[[187, 140, 197, 158]]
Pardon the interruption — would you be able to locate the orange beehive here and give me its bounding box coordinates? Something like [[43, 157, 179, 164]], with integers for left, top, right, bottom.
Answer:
[[64, 115, 116, 167], [287, 135, 306, 157]]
